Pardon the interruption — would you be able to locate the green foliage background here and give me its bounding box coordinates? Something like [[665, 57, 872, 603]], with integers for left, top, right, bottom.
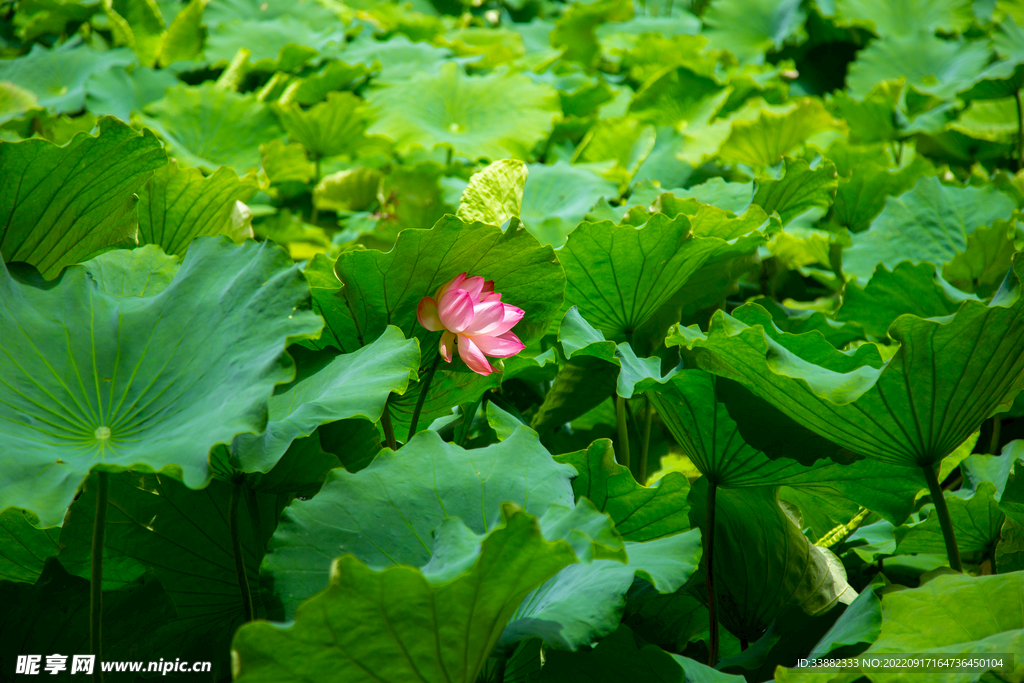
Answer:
[[2, 0, 1024, 681]]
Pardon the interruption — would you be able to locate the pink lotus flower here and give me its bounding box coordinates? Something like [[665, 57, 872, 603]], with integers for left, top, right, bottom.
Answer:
[[416, 273, 526, 376]]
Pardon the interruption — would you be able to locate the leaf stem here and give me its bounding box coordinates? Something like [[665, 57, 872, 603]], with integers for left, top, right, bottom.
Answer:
[[1016, 89, 1023, 173], [229, 480, 255, 623], [456, 394, 486, 447], [923, 463, 962, 572], [639, 395, 654, 485], [705, 480, 719, 667], [989, 415, 1002, 455], [91, 471, 109, 682], [615, 394, 631, 468], [381, 396, 398, 451], [310, 156, 322, 225], [408, 352, 443, 441]]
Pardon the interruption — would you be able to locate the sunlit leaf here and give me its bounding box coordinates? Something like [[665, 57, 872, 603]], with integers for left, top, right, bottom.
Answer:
[[365, 62, 560, 161], [0, 116, 166, 278]]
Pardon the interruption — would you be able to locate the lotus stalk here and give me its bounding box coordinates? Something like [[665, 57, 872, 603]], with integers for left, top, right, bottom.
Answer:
[[639, 395, 654, 485], [615, 395, 631, 468], [923, 463, 963, 572], [705, 480, 720, 666], [91, 471, 109, 683], [229, 479, 255, 623]]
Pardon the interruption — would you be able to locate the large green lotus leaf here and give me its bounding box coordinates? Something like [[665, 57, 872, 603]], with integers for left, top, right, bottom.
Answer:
[[456, 158, 527, 227], [556, 439, 691, 541], [829, 157, 935, 233], [84, 64, 177, 122], [0, 39, 134, 113], [830, 0, 973, 37], [689, 481, 855, 641], [753, 157, 838, 225], [535, 624, 744, 683], [56, 471, 285, 671], [774, 573, 1024, 683], [701, 0, 806, 64], [836, 262, 978, 338], [138, 159, 259, 256], [560, 212, 723, 342], [230, 328, 419, 473], [653, 371, 924, 522], [719, 98, 846, 167], [846, 33, 990, 99], [328, 215, 563, 353], [205, 17, 344, 71], [136, 82, 284, 174], [0, 508, 59, 583], [942, 218, 1024, 297], [365, 62, 560, 161], [234, 506, 605, 683], [498, 530, 702, 651], [668, 263, 1024, 468], [520, 160, 619, 248], [0, 116, 166, 279], [262, 427, 581, 617], [0, 237, 322, 527], [844, 176, 1016, 282], [274, 91, 375, 160], [343, 34, 453, 85]]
